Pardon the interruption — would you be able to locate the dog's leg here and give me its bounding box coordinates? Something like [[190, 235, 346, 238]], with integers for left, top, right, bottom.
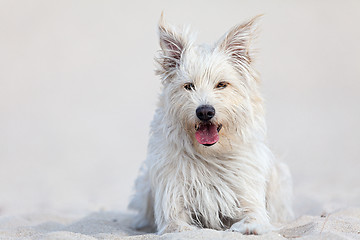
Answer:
[[157, 215, 197, 234], [230, 175, 273, 235], [154, 192, 197, 234], [128, 169, 156, 232], [131, 189, 155, 232], [230, 206, 273, 234], [266, 162, 294, 223], [230, 212, 273, 235]]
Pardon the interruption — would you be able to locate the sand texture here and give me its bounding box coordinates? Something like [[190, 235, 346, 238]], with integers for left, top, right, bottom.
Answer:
[[1, 1, 360, 240], [1, 208, 360, 240]]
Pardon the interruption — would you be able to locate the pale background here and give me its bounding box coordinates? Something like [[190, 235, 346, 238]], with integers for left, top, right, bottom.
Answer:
[[1, 0, 359, 218]]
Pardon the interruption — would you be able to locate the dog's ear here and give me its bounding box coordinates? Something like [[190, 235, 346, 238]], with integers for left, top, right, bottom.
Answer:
[[157, 13, 188, 74], [217, 15, 261, 65]]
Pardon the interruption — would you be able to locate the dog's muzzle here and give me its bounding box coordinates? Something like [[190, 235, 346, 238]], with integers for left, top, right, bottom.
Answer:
[[196, 105, 215, 121], [195, 105, 222, 146]]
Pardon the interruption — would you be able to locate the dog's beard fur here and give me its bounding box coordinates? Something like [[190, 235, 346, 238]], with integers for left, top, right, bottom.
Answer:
[[129, 14, 294, 235]]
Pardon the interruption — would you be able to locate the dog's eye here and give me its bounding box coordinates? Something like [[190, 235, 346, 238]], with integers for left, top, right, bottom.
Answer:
[[216, 81, 229, 89], [184, 82, 195, 91]]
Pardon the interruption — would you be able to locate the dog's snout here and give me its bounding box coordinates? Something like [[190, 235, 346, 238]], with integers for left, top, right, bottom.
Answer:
[[196, 105, 215, 121]]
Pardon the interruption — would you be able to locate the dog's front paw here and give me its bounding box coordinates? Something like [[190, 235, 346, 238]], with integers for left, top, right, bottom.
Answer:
[[158, 222, 197, 234], [230, 220, 273, 235]]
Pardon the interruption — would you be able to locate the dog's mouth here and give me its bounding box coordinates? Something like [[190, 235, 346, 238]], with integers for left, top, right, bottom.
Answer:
[[195, 122, 222, 146]]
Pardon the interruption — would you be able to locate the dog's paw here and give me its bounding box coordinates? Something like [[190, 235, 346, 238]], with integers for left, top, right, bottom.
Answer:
[[158, 222, 197, 234], [229, 220, 273, 235]]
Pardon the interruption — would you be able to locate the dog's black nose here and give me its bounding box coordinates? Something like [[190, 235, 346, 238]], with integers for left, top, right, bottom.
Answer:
[[196, 105, 215, 121]]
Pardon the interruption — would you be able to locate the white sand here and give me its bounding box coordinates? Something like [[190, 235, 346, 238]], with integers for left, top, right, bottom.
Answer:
[[1, 1, 360, 239], [1, 208, 360, 240]]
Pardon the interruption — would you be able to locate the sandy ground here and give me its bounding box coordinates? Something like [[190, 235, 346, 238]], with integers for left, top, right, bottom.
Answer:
[[1, 0, 360, 239], [1, 208, 360, 239]]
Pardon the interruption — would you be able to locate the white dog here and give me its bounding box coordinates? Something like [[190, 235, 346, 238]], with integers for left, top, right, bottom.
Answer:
[[129, 14, 293, 235]]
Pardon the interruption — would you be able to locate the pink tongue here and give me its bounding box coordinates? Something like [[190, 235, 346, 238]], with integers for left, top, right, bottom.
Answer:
[[195, 124, 219, 145]]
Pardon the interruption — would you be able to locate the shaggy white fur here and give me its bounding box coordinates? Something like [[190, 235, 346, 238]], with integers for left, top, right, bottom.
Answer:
[[129, 14, 293, 235]]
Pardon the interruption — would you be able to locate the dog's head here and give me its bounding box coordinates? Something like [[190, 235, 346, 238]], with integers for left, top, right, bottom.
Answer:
[[156, 14, 265, 150]]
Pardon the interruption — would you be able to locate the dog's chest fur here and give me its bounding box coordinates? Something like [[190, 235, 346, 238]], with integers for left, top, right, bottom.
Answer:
[[149, 133, 266, 229], [183, 158, 244, 229]]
